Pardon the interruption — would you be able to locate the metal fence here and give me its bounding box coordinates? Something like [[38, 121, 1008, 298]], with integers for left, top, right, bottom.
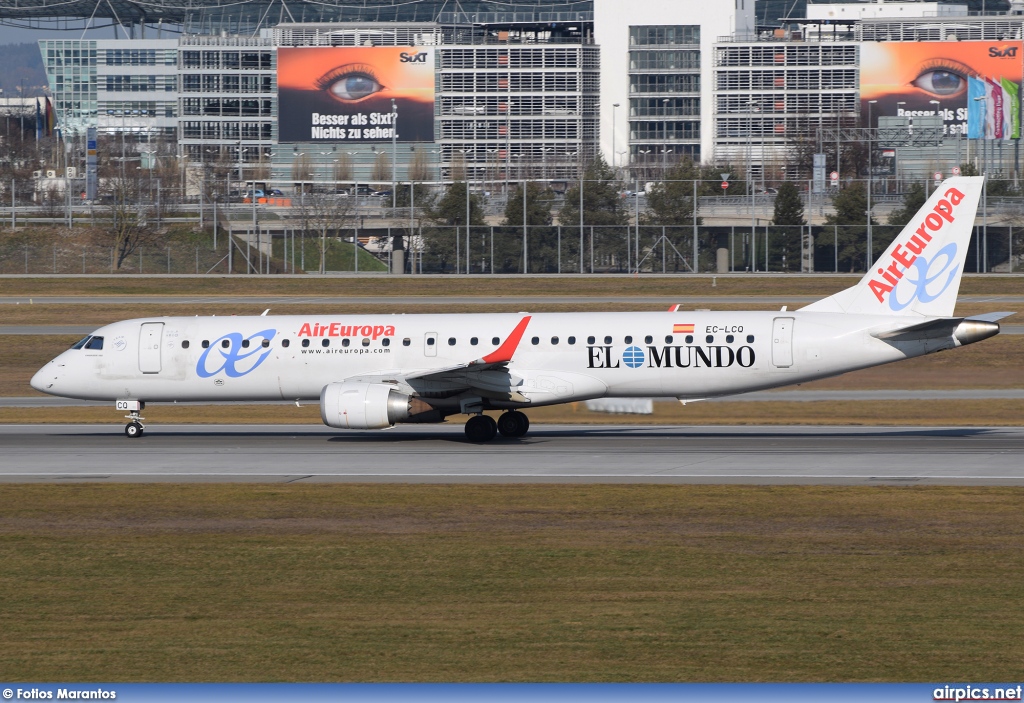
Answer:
[[1, 224, 1019, 275]]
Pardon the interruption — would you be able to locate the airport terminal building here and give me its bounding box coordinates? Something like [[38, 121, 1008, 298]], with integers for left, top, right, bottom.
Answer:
[[25, 0, 754, 184]]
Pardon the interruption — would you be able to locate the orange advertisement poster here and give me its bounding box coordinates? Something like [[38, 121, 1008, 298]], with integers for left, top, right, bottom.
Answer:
[[278, 47, 435, 143], [861, 41, 1024, 136]]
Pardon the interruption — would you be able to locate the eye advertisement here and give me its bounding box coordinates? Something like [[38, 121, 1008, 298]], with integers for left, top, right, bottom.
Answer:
[[277, 47, 435, 143], [860, 41, 1023, 138]]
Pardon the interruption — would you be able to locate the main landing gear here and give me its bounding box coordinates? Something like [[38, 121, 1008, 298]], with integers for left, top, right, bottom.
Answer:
[[464, 411, 530, 442]]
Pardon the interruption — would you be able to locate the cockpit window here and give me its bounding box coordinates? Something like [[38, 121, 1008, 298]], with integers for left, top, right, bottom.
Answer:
[[71, 336, 91, 350], [85, 336, 104, 350]]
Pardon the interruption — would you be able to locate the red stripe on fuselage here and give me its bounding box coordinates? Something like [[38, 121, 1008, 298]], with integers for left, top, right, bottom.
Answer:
[[481, 315, 532, 364]]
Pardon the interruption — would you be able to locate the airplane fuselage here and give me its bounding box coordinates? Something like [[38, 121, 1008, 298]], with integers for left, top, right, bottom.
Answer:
[[32, 310, 961, 410]]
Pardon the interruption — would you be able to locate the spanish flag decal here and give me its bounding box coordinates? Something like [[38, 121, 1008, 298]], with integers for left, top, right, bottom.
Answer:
[[673, 323, 695, 334]]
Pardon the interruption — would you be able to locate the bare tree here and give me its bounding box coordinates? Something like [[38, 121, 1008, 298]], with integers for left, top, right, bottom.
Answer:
[[293, 189, 355, 274], [371, 151, 391, 186], [103, 175, 158, 269]]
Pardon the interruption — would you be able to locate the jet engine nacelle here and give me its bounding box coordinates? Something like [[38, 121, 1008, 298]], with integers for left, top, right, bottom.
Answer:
[[320, 381, 437, 429]]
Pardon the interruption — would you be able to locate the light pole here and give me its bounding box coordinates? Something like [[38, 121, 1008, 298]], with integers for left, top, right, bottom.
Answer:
[[611, 103, 620, 170], [867, 99, 877, 270], [896, 101, 906, 187], [391, 99, 398, 209], [929, 99, 942, 176], [974, 95, 988, 271]]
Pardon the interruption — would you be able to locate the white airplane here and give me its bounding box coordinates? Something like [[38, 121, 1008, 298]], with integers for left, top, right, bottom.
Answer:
[[31, 176, 1009, 441]]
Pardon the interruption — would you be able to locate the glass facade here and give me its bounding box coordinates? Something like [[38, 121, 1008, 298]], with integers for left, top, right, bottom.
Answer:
[[627, 25, 701, 165]]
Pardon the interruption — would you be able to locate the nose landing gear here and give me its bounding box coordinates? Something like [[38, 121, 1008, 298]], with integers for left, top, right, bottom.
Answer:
[[116, 400, 146, 438]]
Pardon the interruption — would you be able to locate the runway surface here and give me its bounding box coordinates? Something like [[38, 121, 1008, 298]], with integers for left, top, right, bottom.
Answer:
[[3, 294, 1024, 307], [2, 424, 1022, 485], [5, 388, 1024, 407]]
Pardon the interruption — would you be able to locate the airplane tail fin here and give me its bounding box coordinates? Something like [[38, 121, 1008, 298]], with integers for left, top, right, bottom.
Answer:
[[802, 176, 984, 317]]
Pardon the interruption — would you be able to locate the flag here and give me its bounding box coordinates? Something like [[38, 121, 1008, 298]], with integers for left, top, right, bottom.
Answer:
[[1000, 77, 1020, 139], [986, 78, 1003, 139], [45, 97, 54, 136], [673, 323, 694, 334], [34, 98, 42, 141], [968, 76, 987, 139]]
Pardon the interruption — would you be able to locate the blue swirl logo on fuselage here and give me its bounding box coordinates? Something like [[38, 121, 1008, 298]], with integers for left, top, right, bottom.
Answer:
[[889, 243, 959, 312], [196, 329, 277, 378]]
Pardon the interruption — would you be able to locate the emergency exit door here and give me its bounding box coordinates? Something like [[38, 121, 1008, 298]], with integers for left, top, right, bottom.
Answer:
[[139, 322, 164, 373], [772, 317, 794, 368]]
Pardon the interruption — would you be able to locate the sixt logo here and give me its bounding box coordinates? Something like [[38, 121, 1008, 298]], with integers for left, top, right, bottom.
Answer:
[[868, 186, 965, 307], [989, 46, 1018, 57], [197, 329, 276, 378], [587, 345, 755, 369], [400, 52, 428, 63]]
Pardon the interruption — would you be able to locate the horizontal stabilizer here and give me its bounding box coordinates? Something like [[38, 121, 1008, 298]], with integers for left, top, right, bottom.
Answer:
[[872, 318, 963, 341], [966, 311, 1016, 322]]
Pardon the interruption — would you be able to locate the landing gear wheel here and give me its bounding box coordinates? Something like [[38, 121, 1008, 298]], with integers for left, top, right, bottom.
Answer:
[[125, 421, 144, 438], [497, 411, 529, 438], [465, 414, 498, 442]]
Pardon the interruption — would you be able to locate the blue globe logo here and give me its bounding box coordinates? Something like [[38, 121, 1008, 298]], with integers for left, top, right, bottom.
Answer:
[[622, 345, 645, 369]]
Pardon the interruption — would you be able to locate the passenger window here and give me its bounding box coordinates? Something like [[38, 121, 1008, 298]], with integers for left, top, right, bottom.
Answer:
[[587, 336, 595, 344], [747, 335, 755, 343], [427, 337, 435, 346], [403, 338, 411, 346], [342, 338, 350, 347], [568, 336, 576, 345], [706, 335, 714, 343], [604, 336, 612, 344], [282, 339, 290, 348], [492, 337, 500, 345], [182, 340, 190, 349], [221, 339, 230, 349], [202, 340, 210, 349], [625, 336, 632, 344], [382, 338, 390, 347], [261, 339, 269, 348], [685, 335, 693, 344], [321, 339, 330, 347], [665, 335, 673, 344], [531, 336, 539, 345], [241, 339, 250, 348], [85, 336, 104, 350], [448, 337, 456, 346], [301, 339, 310, 347], [470, 337, 478, 346], [726, 335, 734, 343], [645, 335, 653, 344], [361, 338, 370, 347], [71, 336, 90, 350], [551, 336, 559, 345]]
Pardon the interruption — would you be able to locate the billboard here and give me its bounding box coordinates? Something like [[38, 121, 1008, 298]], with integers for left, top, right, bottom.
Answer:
[[860, 41, 1023, 138], [278, 47, 434, 143]]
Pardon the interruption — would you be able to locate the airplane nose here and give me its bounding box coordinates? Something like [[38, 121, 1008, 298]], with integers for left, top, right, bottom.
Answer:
[[30, 363, 58, 394]]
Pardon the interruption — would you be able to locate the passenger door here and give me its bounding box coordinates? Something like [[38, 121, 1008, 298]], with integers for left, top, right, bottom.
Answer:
[[139, 322, 164, 374], [771, 317, 794, 368]]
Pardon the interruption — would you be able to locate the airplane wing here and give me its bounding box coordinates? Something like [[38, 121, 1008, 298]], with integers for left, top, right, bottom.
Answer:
[[338, 316, 534, 402]]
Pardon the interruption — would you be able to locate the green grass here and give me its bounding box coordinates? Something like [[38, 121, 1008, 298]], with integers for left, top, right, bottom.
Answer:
[[1, 484, 1022, 682]]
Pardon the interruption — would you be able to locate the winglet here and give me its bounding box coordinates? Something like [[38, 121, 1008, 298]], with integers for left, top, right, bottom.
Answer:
[[478, 315, 532, 365]]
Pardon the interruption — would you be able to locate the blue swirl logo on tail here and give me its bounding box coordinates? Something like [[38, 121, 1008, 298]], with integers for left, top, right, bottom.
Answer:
[[889, 243, 959, 312]]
